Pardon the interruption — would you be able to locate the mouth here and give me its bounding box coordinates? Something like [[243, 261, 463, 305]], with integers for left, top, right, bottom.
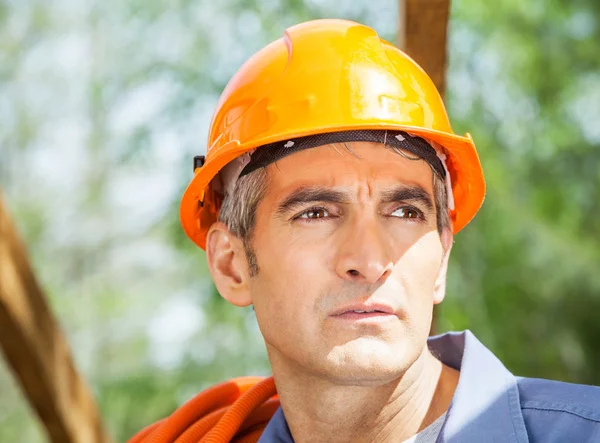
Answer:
[[330, 303, 397, 321]]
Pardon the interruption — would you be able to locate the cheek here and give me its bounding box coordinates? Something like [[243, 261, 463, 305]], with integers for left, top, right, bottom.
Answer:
[[395, 232, 443, 304], [250, 233, 328, 335], [256, 217, 333, 289]]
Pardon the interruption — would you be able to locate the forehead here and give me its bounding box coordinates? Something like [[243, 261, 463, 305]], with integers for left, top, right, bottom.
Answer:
[[264, 141, 434, 193]]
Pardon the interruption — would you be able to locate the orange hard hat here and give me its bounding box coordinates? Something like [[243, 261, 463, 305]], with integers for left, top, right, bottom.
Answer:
[[180, 19, 485, 250]]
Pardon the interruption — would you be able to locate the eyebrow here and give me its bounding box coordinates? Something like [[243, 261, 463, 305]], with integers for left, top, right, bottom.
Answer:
[[276, 187, 352, 216], [276, 184, 434, 216], [380, 185, 434, 211]]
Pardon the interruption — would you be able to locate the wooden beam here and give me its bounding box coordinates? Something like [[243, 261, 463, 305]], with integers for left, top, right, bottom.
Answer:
[[399, 0, 451, 98], [0, 191, 112, 443]]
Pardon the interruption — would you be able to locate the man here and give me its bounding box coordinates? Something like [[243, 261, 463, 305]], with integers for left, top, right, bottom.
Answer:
[[131, 19, 600, 443]]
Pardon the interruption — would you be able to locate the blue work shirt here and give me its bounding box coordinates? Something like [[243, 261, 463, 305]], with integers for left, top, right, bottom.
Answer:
[[258, 330, 600, 442]]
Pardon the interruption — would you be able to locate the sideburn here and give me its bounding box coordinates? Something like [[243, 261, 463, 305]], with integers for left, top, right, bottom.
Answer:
[[244, 240, 260, 277]]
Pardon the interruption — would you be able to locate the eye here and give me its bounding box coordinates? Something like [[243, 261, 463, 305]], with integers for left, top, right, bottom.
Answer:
[[391, 206, 423, 220], [296, 207, 330, 220]]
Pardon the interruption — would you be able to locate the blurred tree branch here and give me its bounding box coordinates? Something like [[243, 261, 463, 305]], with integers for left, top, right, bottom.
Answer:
[[0, 191, 112, 443]]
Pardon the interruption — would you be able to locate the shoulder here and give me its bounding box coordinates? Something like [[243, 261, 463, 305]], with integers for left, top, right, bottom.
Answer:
[[516, 376, 600, 442], [517, 376, 600, 418]]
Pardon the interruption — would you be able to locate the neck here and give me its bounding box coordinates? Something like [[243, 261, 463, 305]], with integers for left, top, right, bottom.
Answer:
[[269, 347, 459, 443]]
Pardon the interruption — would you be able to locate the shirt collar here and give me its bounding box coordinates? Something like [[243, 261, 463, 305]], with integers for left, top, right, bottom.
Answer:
[[259, 330, 530, 443], [430, 330, 529, 443]]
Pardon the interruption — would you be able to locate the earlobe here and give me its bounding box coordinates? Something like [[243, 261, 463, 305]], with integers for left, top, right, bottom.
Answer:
[[206, 222, 253, 307], [433, 227, 454, 305]]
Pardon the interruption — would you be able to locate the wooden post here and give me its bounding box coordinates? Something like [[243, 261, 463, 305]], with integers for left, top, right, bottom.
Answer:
[[0, 191, 112, 443], [399, 0, 451, 98], [398, 0, 451, 335]]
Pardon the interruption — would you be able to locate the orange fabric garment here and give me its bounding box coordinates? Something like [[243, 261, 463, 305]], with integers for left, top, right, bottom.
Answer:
[[127, 376, 278, 443]]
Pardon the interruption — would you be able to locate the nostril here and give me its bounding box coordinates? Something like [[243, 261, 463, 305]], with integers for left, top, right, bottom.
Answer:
[[348, 269, 360, 277]]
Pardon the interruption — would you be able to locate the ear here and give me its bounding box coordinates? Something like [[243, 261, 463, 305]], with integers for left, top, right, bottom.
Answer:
[[433, 227, 453, 305], [205, 222, 253, 307]]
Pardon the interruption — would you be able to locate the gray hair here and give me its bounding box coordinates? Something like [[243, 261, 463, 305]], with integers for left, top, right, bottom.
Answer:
[[218, 167, 269, 276], [218, 145, 450, 276]]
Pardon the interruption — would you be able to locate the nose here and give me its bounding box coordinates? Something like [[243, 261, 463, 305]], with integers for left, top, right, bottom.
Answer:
[[334, 215, 394, 285]]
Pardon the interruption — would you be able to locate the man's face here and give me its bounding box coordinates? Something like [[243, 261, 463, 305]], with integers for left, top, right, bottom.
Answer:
[[243, 142, 449, 384]]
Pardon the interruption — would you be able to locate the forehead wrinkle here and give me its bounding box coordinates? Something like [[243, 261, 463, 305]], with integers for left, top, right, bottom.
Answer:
[[266, 141, 434, 200]]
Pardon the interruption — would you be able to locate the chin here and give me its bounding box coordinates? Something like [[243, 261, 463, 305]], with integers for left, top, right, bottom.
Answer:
[[322, 339, 413, 385]]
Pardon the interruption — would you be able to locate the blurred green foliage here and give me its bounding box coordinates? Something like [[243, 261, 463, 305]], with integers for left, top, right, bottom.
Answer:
[[0, 0, 599, 441]]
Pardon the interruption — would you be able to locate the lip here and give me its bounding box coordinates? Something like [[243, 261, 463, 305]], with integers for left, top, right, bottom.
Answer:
[[329, 302, 396, 318]]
